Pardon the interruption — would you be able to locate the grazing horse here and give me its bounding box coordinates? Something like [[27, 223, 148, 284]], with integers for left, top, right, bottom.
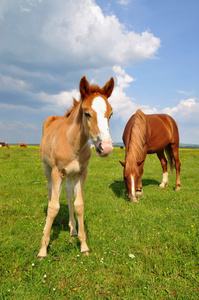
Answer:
[[120, 109, 181, 202], [38, 76, 114, 258], [0, 142, 10, 148], [18, 143, 27, 148]]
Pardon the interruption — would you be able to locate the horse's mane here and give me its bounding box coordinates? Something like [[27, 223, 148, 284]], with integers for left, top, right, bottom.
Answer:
[[64, 84, 103, 118], [64, 98, 79, 117], [126, 109, 147, 166]]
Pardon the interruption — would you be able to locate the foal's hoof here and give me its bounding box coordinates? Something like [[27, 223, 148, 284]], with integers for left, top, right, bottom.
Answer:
[[82, 251, 90, 256], [159, 182, 168, 188], [37, 256, 45, 261], [37, 254, 47, 261], [176, 186, 181, 191], [37, 249, 47, 260]]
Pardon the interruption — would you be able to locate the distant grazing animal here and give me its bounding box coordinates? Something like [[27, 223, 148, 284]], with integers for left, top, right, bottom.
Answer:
[[0, 142, 10, 148], [38, 76, 114, 258], [18, 143, 27, 148], [120, 109, 181, 202]]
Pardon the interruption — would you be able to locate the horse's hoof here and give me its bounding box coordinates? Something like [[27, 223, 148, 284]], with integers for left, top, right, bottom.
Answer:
[[136, 191, 143, 197], [176, 186, 181, 191], [132, 197, 138, 203]]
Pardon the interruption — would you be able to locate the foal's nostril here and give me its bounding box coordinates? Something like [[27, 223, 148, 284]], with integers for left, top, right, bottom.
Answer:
[[99, 143, 103, 152]]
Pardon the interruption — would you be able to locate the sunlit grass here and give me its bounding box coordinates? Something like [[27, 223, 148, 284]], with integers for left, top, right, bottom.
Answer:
[[0, 147, 198, 299]]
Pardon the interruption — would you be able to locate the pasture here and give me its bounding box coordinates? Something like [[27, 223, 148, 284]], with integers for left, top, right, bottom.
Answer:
[[0, 146, 198, 299]]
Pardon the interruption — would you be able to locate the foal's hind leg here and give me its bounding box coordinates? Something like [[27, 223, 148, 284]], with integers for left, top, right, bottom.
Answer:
[[74, 168, 89, 254], [157, 151, 168, 188], [43, 161, 52, 202], [38, 166, 62, 259], [65, 178, 77, 237]]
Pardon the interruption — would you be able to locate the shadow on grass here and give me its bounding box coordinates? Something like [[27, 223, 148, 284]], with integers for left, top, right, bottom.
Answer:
[[109, 178, 160, 199]]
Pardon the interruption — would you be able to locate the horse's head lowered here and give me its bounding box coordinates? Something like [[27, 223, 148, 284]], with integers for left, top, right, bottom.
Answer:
[[119, 160, 141, 202], [80, 76, 114, 157]]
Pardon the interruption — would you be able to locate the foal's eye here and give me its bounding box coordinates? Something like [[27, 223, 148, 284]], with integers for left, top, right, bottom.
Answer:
[[84, 112, 91, 118]]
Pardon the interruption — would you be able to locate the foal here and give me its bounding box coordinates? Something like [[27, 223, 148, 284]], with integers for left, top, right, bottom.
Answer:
[[38, 76, 114, 258]]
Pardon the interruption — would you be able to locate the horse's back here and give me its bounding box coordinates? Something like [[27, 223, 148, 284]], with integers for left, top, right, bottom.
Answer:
[[40, 115, 64, 161], [42, 115, 63, 135], [123, 112, 179, 152], [146, 114, 179, 151]]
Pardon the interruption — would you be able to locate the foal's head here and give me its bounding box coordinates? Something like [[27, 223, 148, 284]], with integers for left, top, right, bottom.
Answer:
[[79, 76, 114, 157]]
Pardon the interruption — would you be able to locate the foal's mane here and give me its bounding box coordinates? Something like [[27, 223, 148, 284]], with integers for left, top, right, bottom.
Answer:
[[64, 84, 103, 118], [127, 109, 147, 165]]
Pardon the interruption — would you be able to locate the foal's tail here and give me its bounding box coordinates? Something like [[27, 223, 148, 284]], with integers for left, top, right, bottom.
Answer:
[[165, 145, 175, 173]]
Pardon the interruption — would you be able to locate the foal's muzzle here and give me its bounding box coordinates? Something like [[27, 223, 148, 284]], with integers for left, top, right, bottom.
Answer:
[[94, 139, 113, 157]]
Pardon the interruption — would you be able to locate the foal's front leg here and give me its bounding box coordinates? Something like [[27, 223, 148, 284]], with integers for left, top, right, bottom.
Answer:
[[38, 167, 62, 259], [74, 170, 89, 255], [65, 178, 77, 237]]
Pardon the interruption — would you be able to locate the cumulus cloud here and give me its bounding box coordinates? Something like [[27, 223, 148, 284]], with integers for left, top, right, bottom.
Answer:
[[162, 98, 199, 123], [110, 66, 158, 121], [4, 1, 198, 144], [0, 0, 160, 70]]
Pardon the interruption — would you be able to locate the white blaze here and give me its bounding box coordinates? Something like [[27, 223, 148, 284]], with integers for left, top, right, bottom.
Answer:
[[92, 96, 110, 140]]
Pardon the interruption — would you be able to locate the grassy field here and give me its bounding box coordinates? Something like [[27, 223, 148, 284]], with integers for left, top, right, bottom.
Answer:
[[0, 146, 198, 299]]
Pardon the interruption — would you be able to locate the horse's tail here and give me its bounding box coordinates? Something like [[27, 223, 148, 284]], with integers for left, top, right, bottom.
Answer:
[[129, 109, 147, 162], [165, 144, 175, 173]]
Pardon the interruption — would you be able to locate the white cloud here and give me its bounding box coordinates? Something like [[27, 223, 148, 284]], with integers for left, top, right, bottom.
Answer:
[[1, 0, 160, 68], [162, 98, 199, 119], [117, 0, 131, 5], [177, 90, 193, 96], [38, 89, 80, 112], [110, 66, 157, 121], [0, 74, 31, 92]]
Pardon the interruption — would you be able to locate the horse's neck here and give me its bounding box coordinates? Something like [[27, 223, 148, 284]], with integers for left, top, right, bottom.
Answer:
[[125, 144, 138, 171], [66, 102, 89, 151], [125, 128, 145, 172]]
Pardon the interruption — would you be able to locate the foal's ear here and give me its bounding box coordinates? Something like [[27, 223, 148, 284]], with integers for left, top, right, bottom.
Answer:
[[103, 77, 114, 98], [80, 76, 90, 98], [119, 160, 126, 167]]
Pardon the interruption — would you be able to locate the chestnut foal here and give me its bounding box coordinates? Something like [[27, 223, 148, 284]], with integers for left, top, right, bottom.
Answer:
[[38, 76, 114, 258]]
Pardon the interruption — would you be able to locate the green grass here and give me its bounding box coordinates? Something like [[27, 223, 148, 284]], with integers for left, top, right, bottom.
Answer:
[[0, 146, 198, 299]]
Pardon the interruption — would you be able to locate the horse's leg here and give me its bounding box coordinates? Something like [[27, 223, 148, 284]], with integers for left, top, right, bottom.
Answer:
[[74, 168, 89, 254], [171, 144, 181, 190], [136, 162, 144, 197], [38, 166, 62, 258], [157, 151, 168, 188], [65, 178, 77, 237]]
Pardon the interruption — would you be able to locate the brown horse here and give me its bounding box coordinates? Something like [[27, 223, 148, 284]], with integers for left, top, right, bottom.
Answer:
[[38, 76, 114, 258], [120, 109, 181, 202], [0, 142, 10, 148]]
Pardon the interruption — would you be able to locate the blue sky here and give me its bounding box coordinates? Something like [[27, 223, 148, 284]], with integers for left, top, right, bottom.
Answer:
[[0, 0, 199, 144]]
